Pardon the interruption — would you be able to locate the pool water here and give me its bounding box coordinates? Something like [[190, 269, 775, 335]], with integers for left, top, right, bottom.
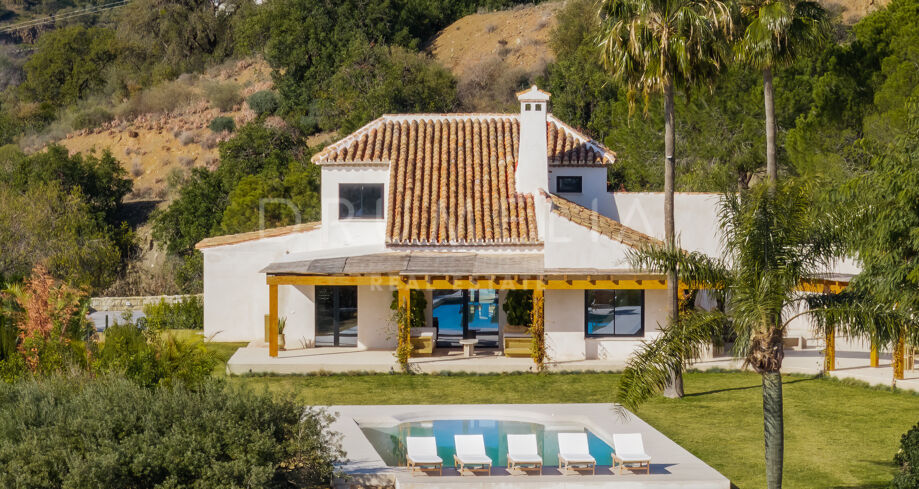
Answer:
[[360, 419, 614, 467]]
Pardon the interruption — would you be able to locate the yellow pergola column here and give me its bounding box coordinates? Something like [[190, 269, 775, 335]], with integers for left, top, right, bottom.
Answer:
[[824, 327, 835, 372], [397, 281, 411, 359], [530, 288, 545, 368], [870, 342, 879, 368], [894, 334, 905, 381], [268, 283, 279, 358]]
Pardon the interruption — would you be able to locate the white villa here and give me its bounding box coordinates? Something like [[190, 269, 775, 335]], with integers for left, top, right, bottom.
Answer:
[[196, 86, 850, 366]]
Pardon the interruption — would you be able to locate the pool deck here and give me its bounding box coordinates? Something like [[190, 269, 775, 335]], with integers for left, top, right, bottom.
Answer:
[[227, 343, 919, 391], [329, 403, 730, 489]]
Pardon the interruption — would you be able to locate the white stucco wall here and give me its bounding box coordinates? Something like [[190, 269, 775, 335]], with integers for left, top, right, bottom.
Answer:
[[542, 212, 633, 269], [547, 166, 614, 217], [544, 289, 586, 361], [611, 193, 723, 256], [357, 286, 397, 350]]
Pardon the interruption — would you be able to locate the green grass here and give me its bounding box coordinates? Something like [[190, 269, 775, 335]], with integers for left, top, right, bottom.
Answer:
[[206, 344, 917, 489]]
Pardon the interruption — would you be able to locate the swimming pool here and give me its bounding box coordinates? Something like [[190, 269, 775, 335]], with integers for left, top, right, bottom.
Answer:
[[359, 419, 614, 467]]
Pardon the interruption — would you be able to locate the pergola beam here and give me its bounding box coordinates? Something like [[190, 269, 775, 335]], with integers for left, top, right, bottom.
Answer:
[[267, 274, 673, 290]]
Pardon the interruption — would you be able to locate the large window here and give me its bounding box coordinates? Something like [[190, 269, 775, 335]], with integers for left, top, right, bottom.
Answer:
[[339, 183, 383, 219], [585, 290, 644, 337]]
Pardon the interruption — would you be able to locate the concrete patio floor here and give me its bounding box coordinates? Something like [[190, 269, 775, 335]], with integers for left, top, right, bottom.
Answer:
[[329, 403, 731, 489], [227, 343, 919, 391]]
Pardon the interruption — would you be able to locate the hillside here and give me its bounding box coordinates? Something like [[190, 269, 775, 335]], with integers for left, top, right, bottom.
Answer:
[[58, 58, 273, 199], [430, 2, 561, 78]]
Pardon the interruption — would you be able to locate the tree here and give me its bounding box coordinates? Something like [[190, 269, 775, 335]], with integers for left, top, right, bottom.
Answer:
[[734, 0, 829, 182], [21, 25, 119, 106], [597, 0, 735, 397], [831, 112, 919, 384], [0, 183, 122, 290], [620, 181, 886, 489], [315, 42, 457, 133]]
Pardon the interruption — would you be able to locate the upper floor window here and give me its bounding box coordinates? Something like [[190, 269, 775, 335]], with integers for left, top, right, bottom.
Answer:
[[534, 103, 542, 111], [557, 175, 583, 193], [525, 103, 532, 111], [339, 183, 383, 219], [585, 290, 644, 337]]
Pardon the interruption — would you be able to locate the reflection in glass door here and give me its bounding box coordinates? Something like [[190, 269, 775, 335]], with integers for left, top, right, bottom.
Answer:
[[315, 286, 358, 347], [431, 289, 498, 347]]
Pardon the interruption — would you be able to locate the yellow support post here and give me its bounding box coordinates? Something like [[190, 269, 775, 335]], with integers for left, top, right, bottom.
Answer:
[[530, 288, 546, 370], [397, 283, 411, 361], [870, 342, 879, 368], [268, 283, 279, 358], [824, 328, 835, 372], [894, 335, 905, 381]]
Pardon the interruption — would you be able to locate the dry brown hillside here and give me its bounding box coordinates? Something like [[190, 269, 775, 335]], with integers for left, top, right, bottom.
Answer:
[[59, 58, 274, 198]]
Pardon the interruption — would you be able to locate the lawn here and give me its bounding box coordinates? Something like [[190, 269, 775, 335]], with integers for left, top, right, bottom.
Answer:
[[204, 342, 917, 489]]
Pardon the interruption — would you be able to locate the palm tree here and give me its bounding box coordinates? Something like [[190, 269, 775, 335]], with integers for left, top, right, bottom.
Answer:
[[619, 181, 889, 489], [735, 0, 829, 182], [597, 0, 735, 397]]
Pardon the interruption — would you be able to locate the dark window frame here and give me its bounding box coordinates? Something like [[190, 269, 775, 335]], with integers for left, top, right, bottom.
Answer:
[[557, 175, 583, 193], [338, 183, 384, 220], [584, 289, 645, 338]]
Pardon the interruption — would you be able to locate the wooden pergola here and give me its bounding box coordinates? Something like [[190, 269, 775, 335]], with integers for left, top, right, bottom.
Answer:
[[260, 252, 854, 363]]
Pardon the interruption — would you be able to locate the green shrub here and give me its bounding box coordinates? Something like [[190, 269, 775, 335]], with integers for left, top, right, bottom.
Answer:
[[502, 290, 533, 326], [203, 81, 242, 111], [247, 90, 279, 116], [143, 296, 204, 330], [389, 290, 427, 329], [208, 115, 235, 133], [0, 376, 344, 488], [95, 322, 216, 389], [894, 422, 919, 488], [72, 106, 114, 130]]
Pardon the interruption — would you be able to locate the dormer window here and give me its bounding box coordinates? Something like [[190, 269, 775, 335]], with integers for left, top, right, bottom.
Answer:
[[339, 183, 383, 219]]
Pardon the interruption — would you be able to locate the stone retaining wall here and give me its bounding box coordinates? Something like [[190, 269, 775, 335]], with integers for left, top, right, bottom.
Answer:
[[89, 294, 202, 312]]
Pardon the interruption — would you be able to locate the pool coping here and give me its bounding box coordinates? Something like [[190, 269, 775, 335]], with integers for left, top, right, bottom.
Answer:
[[328, 403, 731, 488]]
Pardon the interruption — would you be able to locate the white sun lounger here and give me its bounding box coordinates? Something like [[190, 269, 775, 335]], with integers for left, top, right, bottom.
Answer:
[[507, 434, 543, 473], [453, 434, 492, 475], [612, 433, 651, 474], [557, 432, 596, 475], [406, 436, 443, 475]]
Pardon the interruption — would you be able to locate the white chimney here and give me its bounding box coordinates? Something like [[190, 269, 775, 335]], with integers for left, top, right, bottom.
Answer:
[[515, 85, 550, 195]]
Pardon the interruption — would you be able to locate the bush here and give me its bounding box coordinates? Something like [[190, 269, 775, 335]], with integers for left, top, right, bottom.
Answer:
[[0, 376, 344, 488], [72, 106, 114, 130], [178, 130, 196, 145], [894, 422, 919, 488], [247, 90, 279, 116], [389, 290, 427, 329], [203, 81, 242, 111], [502, 290, 533, 326], [95, 321, 215, 389], [117, 80, 200, 118], [143, 296, 204, 330], [208, 115, 235, 133]]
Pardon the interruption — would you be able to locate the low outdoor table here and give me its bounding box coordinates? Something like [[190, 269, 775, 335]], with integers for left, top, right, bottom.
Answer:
[[459, 339, 478, 357]]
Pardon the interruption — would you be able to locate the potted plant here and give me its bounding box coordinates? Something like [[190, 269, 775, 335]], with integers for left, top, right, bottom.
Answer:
[[501, 290, 533, 357], [278, 317, 287, 351]]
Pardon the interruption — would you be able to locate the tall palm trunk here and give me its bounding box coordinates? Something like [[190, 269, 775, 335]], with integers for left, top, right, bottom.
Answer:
[[762, 371, 784, 489], [662, 78, 684, 398], [763, 67, 777, 183]]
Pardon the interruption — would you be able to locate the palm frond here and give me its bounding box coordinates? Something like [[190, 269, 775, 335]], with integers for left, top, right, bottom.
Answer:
[[803, 291, 916, 349], [628, 240, 731, 290], [617, 310, 728, 410]]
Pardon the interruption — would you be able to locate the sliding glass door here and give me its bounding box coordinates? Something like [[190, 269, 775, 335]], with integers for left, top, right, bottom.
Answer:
[[315, 286, 358, 347], [431, 289, 499, 347]]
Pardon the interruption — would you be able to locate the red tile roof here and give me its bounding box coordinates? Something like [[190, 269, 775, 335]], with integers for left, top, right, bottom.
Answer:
[[312, 114, 613, 246], [542, 191, 663, 250]]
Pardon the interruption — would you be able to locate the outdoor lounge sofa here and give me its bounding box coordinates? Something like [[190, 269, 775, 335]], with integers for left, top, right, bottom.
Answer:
[[557, 432, 596, 475], [612, 433, 651, 474], [405, 436, 443, 475], [453, 434, 492, 475], [506, 434, 543, 473]]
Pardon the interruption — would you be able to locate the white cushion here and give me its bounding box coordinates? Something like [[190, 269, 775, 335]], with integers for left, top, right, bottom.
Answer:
[[455, 455, 492, 465]]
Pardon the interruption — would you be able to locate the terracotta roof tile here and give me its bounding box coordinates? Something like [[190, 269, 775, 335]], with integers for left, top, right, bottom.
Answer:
[[542, 191, 662, 250], [311, 114, 614, 246], [195, 222, 321, 249]]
